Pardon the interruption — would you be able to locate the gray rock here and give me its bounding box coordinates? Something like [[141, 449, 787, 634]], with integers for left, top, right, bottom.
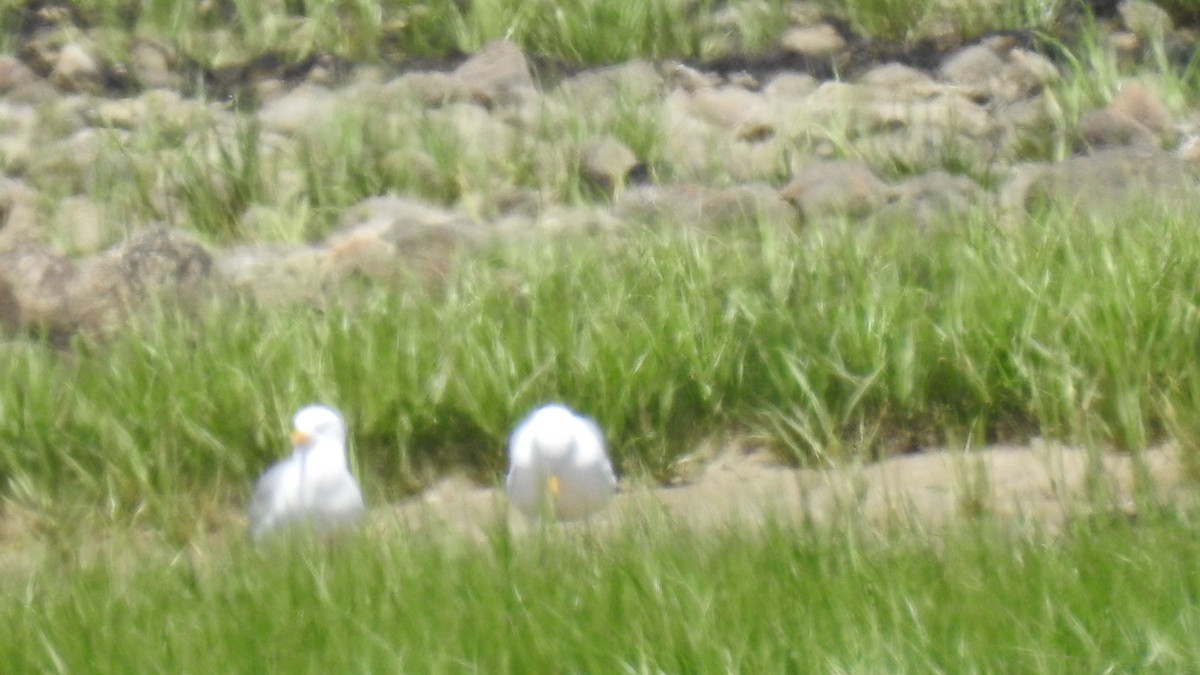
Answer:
[[578, 136, 639, 193], [4, 77, 59, 105], [793, 81, 875, 128], [1119, 0, 1172, 42], [54, 195, 109, 254], [938, 43, 1009, 91], [689, 86, 773, 140], [26, 128, 105, 194], [130, 39, 177, 90], [0, 274, 18, 333], [50, 43, 101, 92], [763, 72, 819, 99], [0, 245, 74, 335], [1107, 81, 1175, 140], [780, 24, 846, 57], [325, 196, 485, 281], [388, 71, 464, 107], [554, 60, 664, 107], [937, 37, 1047, 103], [1179, 135, 1200, 164], [661, 89, 720, 174], [779, 160, 892, 219], [1077, 109, 1158, 150], [0, 178, 43, 248], [875, 171, 990, 229], [258, 84, 338, 135], [452, 40, 536, 107], [65, 228, 214, 335], [615, 183, 794, 229], [866, 92, 992, 138], [0, 55, 41, 93], [491, 203, 619, 239], [663, 62, 721, 91], [439, 102, 513, 149], [1003, 148, 1198, 213], [215, 244, 327, 305], [1006, 49, 1060, 93], [858, 62, 935, 89]]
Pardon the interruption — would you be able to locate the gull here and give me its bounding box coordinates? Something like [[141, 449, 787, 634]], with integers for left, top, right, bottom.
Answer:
[[506, 403, 617, 521], [248, 404, 365, 541]]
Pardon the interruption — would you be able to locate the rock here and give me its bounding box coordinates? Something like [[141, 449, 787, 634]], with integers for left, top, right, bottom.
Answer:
[[689, 86, 773, 140], [1107, 81, 1175, 140], [1108, 31, 1143, 53], [388, 71, 463, 107], [794, 81, 874, 127], [130, 39, 176, 89], [89, 91, 200, 130], [867, 93, 991, 138], [554, 60, 663, 107], [0, 56, 41, 93], [258, 84, 338, 135], [50, 43, 101, 92], [1006, 49, 1060, 92], [452, 40, 536, 107], [0, 179, 43, 248], [858, 62, 935, 89], [0, 245, 74, 335], [763, 72, 818, 99], [938, 43, 1008, 91], [325, 196, 486, 281], [663, 62, 721, 91], [491, 203, 619, 241], [439, 102, 513, 149], [661, 90, 719, 174], [1077, 109, 1158, 150], [578, 136, 639, 193], [937, 38, 1046, 103], [994, 94, 1055, 136], [54, 195, 109, 254], [780, 24, 846, 57], [615, 183, 794, 230], [0, 274, 18, 333], [215, 244, 327, 305], [778, 160, 892, 219], [1119, 0, 1172, 42], [1179, 135, 1200, 164], [1003, 148, 1198, 213], [4, 77, 59, 105], [875, 171, 990, 229], [60, 228, 214, 335], [26, 128, 105, 194]]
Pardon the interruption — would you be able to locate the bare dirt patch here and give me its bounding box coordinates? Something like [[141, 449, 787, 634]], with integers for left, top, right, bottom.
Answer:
[[384, 440, 1198, 538]]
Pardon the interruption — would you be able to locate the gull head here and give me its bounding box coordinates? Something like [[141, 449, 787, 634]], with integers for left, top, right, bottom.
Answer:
[[526, 404, 579, 464], [291, 404, 347, 452]]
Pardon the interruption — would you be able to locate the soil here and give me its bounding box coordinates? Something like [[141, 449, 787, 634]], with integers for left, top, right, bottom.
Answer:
[[384, 440, 1198, 539]]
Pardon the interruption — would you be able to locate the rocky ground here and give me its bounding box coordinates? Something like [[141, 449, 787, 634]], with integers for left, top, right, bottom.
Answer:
[[0, 1, 1199, 531]]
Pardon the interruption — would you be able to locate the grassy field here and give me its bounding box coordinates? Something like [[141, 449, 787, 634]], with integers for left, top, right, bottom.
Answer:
[[5, 198, 1200, 534], [2, 0, 1200, 670], [0, 0, 1071, 66], [3, 507, 1200, 673]]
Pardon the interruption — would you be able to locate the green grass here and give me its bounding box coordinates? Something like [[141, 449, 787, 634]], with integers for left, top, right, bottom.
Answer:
[[0, 0, 1139, 69], [3, 507, 1200, 673], [1, 3, 1199, 670], [0, 0, 794, 67], [4, 196, 1200, 533]]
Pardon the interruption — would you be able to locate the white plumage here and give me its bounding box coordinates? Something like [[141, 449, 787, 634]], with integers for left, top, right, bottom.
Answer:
[[505, 403, 617, 521], [248, 404, 365, 540]]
